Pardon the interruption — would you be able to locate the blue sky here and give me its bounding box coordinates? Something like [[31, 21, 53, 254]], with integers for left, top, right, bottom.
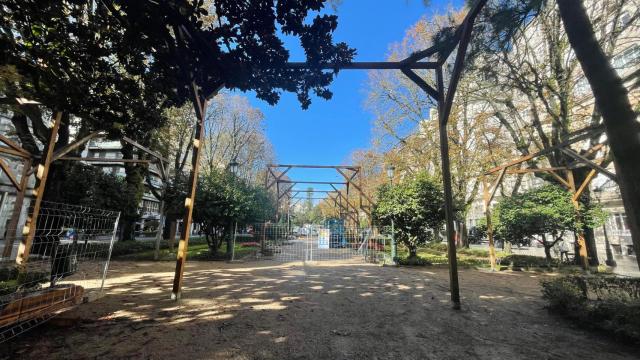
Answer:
[[241, 0, 462, 194]]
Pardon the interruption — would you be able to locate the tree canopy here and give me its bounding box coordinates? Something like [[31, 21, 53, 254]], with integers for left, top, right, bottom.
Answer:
[[495, 184, 606, 260], [372, 172, 446, 257]]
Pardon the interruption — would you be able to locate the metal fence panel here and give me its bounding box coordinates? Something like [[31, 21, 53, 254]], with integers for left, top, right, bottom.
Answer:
[[0, 201, 120, 342]]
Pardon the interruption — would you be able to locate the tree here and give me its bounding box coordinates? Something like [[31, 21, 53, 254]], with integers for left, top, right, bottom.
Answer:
[[372, 172, 446, 258], [495, 184, 606, 262], [193, 170, 275, 258], [556, 0, 640, 271], [366, 10, 511, 234], [202, 93, 275, 184], [471, 0, 640, 265], [1, 0, 355, 216]]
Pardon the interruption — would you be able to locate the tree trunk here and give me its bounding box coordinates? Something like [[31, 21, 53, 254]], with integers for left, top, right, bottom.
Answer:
[[168, 220, 177, 250], [557, 0, 640, 271], [544, 244, 553, 263], [226, 223, 233, 259], [541, 234, 552, 262], [460, 221, 469, 249], [573, 168, 599, 266], [409, 246, 417, 259]]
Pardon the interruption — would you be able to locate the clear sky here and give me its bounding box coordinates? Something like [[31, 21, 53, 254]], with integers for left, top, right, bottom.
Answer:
[[241, 0, 463, 195]]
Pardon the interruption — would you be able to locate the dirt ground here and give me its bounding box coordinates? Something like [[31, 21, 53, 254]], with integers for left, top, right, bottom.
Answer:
[[2, 260, 639, 360]]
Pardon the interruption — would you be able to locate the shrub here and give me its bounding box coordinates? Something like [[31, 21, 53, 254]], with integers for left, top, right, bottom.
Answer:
[[0, 267, 49, 296], [396, 256, 432, 266], [541, 275, 640, 344], [500, 254, 551, 268], [424, 242, 448, 252], [541, 276, 587, 310]]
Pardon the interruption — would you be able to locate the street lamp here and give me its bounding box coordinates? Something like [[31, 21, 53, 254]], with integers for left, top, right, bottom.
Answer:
[[385, 164, 397, 264], [228, 159, 239, 176], [386, 165, 395, 184], [593, 186, 616, 267]]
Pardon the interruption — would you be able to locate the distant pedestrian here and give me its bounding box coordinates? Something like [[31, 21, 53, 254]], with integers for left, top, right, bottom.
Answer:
[[558, 238, 570, 262]]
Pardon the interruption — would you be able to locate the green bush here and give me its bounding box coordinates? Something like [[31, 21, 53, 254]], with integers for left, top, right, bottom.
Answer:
[[500, 254, 551, 268], [0, 267, 49, 296], [541, 276, 640, 344], [424, 242, 448, 252], [396, 256, 432, 266], [541, 276, 587, 310], [110, 236, 207, 258]]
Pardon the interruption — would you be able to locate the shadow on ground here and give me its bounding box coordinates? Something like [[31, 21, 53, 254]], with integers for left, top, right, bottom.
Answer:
[[1, 260, 638, 359]]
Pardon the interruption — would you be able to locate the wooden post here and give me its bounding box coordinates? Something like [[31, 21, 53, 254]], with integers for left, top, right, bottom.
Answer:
[[2, 158, 32, 258], [566, 171, 589, 270], [16, 112, 63, 265], [483, 177, 497, 271], [153, 199, 165, 261], [436, 67, 461, 309], [171, 83, 213, 300]]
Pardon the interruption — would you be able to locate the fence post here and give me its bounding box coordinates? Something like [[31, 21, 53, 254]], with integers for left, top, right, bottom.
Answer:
[[101, 212, 121, 292]]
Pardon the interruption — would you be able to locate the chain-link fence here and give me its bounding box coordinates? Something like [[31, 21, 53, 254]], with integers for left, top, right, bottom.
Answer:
[[0, 201, 120, 343], [234, 223, 389, 264]]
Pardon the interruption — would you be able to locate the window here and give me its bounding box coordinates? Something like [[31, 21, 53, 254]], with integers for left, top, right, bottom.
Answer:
[[142, 200, 159, 214], [609, 213, 629, 232], [612, 44, 640, 69], [575, 76, 591, 96]]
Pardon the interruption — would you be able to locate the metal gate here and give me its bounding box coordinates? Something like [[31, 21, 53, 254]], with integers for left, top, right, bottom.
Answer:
[[240, 223, 387, 263]]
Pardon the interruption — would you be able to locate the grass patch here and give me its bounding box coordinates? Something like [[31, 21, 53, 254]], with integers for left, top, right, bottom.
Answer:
[[112, 236, 259, 261]]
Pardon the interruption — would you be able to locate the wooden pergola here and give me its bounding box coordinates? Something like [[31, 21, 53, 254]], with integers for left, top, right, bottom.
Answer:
[[0, 122, 169, 261], [169, 0, 489, 309], [264, 164, 373, 225], [481, 125, 615, 270]]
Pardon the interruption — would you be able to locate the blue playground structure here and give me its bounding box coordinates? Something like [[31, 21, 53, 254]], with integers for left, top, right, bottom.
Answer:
[[324, 218, 347, 248]]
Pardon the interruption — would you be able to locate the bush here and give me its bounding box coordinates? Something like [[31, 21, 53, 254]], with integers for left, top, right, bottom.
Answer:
[[541, 275, 640, 344], [396, 256, 432, 266], [0, 267, 49, 296], [541, 276, 587, 310], [424, 242, 448, 252], [500, 254, 551, 268]]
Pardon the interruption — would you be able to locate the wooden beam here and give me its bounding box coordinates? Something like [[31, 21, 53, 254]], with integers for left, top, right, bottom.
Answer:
[[0, 146, 32, 159], [277, 180, 347, 185], [504, 166, 569, 175], [122, 136, 169, 164], [436, 65, 461, 309], [488, 167, 507, 204], [285, 61, 439, 70], [559, 148, 617, 182], [484, 126, 606, 174], [335, 168, 375, 206], [51, 131, 101, 161], [268, 164, 360, 170], [16, 112, 63, 265], [2, 158, 31, 258], [0, 134, 31, 158], [57, 157, 154, 164], [547, 169, 572, 189], [0, 157, 21, 191], [400, 68, 440, 100], [574, 169, 598, 201]]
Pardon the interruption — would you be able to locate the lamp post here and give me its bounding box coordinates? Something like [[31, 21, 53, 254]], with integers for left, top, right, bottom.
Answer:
[[386, 165, 397, 264], [228, 159, 239, 176], [593, 186, 616, 267], [228, 159, 239, 261]]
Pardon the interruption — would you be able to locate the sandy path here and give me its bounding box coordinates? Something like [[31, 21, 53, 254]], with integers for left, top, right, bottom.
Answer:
[[2, 260, 638, 359]]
